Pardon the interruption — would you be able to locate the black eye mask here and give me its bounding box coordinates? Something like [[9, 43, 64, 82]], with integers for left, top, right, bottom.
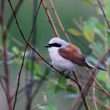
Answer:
[[45, 43, 61, 48]]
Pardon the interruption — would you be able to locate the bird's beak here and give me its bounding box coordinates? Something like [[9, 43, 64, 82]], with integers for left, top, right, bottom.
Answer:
[[44, 44, 49, 48]]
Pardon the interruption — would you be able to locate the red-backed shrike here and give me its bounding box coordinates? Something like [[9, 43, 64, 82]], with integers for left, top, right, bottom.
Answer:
[[45, 37, 105, 72]]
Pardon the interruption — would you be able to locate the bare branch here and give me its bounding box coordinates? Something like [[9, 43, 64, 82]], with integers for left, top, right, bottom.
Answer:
[[49, 0, 70, 41], [71, 48, 110, 110], [0, 0, 12, 109], [97, 0, 110, 28], [72, 71, 90, 110], [7, 0, 43, 110], [42, 0, 59, 37], [6, 0, 24, 30], [7, 1, 110, 110]]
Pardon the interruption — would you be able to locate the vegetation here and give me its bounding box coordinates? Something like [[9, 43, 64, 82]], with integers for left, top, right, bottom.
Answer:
[[0, 0, 110, 110]]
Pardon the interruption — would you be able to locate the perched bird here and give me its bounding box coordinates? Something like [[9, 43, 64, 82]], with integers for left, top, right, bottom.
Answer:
[[45, 37, 105, 72]]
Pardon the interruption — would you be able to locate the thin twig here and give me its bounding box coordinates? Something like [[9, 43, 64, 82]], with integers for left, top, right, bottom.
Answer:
[[32, 67, 50, 99], [87, 71, 110, 98], [95, 80, 110, 97], [25, 0, 38, 110], [7, 0, 59, 80], [0, 1, 12, 110], [2, 18, 12, 110], [49, 0, 70, 41], [97, 0, 110, 29], [7, 1, 110, 110], [0, 79, 7, 98], [7, 0, 43, 110], [6, 0, 24, 30], [90, 97, 110, 110], [42, 0, 59, 37], [92, 82, 98, 110], [71, 48, 110, 110], [72, 71, 90, 110]]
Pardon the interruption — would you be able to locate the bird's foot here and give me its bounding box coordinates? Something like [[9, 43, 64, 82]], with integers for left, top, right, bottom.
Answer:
[[64, 72, 70, 79]]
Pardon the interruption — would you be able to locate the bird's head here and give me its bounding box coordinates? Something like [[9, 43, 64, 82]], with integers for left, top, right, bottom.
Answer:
[[45, 37, 68, 50]]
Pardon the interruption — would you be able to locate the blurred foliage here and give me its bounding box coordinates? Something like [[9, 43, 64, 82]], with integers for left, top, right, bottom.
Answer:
[[0, 0, 110, 110], [68, 0, 110, 109]]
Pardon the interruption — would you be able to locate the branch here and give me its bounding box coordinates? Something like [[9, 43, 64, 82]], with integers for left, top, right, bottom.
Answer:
[[0, 79, 7, 98], [71, 48, 110, 110], [91, 82, 98, 110], [0, 1, 12, 110], [42, 0, 59, 37], [97, 0, 110, 28], [7, 1, 110, 110], [49, 0, 70, 41], [6, 0, 24, 30], [25, 0, 38, 110], [90, 97, 110, 110], [87, 71, 110, 98], [72, 71, 90, 110], [7, 0, 43, 110]]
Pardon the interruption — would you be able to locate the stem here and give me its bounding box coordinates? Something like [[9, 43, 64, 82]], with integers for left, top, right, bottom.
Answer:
[[49, 0, 70, 41], [0, 0, 12, 109], [92, 82, 98, 110], [72, 71, 90, 110], [25, 0, 38, 110], [7, 0, 43, 110], [7, 1, 110, 110], [42, 0, 59, 37], [6, 0, 24, 30]]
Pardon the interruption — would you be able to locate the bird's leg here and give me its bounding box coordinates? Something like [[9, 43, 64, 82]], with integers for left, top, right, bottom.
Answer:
[[64, 71, 70, 79], [72, 71, 79, 82]]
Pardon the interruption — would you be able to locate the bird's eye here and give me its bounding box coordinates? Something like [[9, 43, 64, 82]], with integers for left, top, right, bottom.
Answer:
[[49, 43, 61, 47]]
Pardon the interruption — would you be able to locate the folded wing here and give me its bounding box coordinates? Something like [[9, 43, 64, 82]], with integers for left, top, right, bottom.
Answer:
[[58, 44, 93, 69]]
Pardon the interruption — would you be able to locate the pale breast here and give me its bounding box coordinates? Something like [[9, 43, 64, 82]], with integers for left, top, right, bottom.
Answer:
[[48, 47, 76, 71]]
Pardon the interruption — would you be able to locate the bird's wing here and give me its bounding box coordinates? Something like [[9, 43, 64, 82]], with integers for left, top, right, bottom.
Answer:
[[58, 44, 92, 68]]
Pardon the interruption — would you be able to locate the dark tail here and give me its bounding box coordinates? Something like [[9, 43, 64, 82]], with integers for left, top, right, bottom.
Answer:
[[85, 61, 106, 71]]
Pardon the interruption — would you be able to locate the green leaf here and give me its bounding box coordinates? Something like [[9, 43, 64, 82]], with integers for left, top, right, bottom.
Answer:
[[97, 71, 107, 82], [66, 85, 77, 93], [55, 77, 66, 92], [83, 21, 95, 43], [83, 17, 105, 42], [68, 28, 82, 37], [25, 60, 41, 77], [12, 46, 20, 55]]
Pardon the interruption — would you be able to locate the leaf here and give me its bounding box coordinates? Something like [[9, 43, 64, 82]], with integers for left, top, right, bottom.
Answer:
[[66, 85, 77, 93], [12, 46, 20, 55], [97, 71, 107, 82], [83, 17, 105, 42], [68, 28, 81, 37], [83, 21, 95, 43], [55, 76, 66, 92], [25, 60, 41, 77]]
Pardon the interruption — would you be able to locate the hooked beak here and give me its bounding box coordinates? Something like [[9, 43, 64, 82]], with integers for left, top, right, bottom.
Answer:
[[44, 44, 50, 48]]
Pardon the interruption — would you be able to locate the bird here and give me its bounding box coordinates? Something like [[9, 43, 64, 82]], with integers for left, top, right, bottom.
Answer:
[[45, 37, 105, 73]]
